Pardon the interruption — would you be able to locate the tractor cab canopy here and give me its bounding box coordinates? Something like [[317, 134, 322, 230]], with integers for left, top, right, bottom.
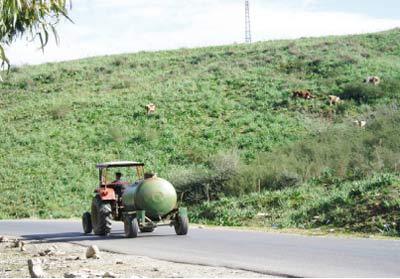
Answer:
[[97, 161, 145, 187], [96, 161, 144, 169]]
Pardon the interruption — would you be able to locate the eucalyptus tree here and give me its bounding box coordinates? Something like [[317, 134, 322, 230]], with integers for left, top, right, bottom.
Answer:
[[0, 0, 71, 77]]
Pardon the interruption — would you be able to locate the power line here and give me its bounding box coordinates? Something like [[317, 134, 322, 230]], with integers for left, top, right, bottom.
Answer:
[[245, 0, 252, 44]]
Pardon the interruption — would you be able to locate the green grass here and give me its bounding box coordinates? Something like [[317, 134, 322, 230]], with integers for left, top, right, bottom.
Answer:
[[0, 28, 400, 234], [189, 173, 400, 236]]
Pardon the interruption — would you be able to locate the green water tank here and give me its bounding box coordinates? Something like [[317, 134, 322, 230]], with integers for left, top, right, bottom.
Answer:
[[122, 174, 177, 219]]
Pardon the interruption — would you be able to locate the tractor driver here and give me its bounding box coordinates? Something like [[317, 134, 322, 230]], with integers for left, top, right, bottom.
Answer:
[[112, 172, 126, 197], [112, 172, 123, 185]]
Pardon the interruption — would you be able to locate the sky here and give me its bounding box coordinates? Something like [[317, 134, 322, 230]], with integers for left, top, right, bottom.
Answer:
[[5, 0, 400, 65]]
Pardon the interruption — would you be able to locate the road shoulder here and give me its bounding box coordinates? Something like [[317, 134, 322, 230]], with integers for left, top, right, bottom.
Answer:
[[0, 236, 272, 278]]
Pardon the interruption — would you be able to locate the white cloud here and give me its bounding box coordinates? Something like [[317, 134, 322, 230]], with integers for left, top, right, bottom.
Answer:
[[5, 1, 400, 65], [252, 8, 400, 40], [302, 0, 320, 9]]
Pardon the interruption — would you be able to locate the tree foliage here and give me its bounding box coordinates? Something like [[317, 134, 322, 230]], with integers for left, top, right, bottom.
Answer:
[[0, 0, 71, 72]]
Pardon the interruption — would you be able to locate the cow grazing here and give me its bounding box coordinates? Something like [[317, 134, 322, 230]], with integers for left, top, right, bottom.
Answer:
[[328, 95, 341, 106], [364, 76, 381, 86], [292, 90, 314, 100], [145, 103, 156, 114]]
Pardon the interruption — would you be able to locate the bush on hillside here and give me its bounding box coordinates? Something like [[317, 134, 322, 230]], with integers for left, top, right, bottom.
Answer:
[[291, 173, 400, 235], [249, 106, 400, 190], [167, 167, 212, 203], [339, 83, 383, 103], [188, 106, 400, 201], [189, 173, 400, 235], [168, 150, 240, 203], [49, 104, 70, 119], [338, 78, 400, 104], [174, 106, 400, 204]]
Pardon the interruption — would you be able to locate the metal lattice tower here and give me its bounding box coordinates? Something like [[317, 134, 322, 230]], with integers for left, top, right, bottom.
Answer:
[[245, 0, 252, 43]]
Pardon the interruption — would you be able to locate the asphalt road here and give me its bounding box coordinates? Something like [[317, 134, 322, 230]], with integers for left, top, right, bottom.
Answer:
[[0, 220, 399, 277]]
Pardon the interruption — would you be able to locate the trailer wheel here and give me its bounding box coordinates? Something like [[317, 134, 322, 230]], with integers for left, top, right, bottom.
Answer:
[[91, 196, 112, 236], [124, 216, 139, 238], [82, 212, 92, 234], [174, 215, 189, 235], [140, 227, 154, 233]]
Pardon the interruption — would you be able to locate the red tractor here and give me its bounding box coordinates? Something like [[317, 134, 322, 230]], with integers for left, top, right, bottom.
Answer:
[[82, 161, 188, 237]]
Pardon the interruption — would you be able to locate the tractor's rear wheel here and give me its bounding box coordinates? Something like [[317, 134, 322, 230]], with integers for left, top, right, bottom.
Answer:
[[124, 216, 139, 238], [91, 196, 112, 236], [174, 215, 189, 235], [82, 212, 92, 234]]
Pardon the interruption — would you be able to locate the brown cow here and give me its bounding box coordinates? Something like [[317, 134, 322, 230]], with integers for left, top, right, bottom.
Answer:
[[364, 76, 380, 86], [328, 95, 341, 106], [292, 90, 314, 100], [145, 103, 156, 114]]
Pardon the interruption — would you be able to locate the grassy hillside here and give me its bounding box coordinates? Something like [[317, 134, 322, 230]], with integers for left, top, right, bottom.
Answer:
[[0, 29, 399, 234], [190, 173, 400, 236]]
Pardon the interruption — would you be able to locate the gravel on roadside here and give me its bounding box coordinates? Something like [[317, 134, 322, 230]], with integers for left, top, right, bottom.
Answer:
[[0, 236, 272, 278]]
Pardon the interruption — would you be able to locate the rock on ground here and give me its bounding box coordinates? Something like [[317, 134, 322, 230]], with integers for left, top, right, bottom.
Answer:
[[86, 245, 100, 259], [0, 236, 272, 278], [27, 259, 46, 278], [64, 271, 88, 278], [102, 271, 117, 278], [0, 236, 9, 243]]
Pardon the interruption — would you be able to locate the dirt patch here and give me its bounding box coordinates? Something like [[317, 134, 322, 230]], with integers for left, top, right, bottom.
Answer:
[[0, 237, 272, 278]]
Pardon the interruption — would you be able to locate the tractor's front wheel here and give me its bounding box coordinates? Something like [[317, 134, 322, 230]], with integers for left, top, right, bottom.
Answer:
[[82, 212, 92, 234], [124, 216, 139, 238], [91, 196, 112, 236], [174, 215, 189, 235]]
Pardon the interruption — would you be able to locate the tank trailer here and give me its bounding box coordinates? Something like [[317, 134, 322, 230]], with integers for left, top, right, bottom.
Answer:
[[82, 161, 188, 238]]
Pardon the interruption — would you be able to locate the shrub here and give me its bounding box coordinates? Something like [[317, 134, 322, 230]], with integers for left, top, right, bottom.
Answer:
[[239, 106, 400, 190], [167, 150, 241, 203], [33, 73, 56, 84], [166, 167, 212, 203], [338, 78, 400, 104], [110, 79, 132, 89], [291, 173, 400, 234], [209, 150, 240, 181], [189, 173, 400, 235], [49, 104, 70, 119], [339, 83, 383, 103], [112, 57, 126, 67], [174, 106, 400, 203]]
